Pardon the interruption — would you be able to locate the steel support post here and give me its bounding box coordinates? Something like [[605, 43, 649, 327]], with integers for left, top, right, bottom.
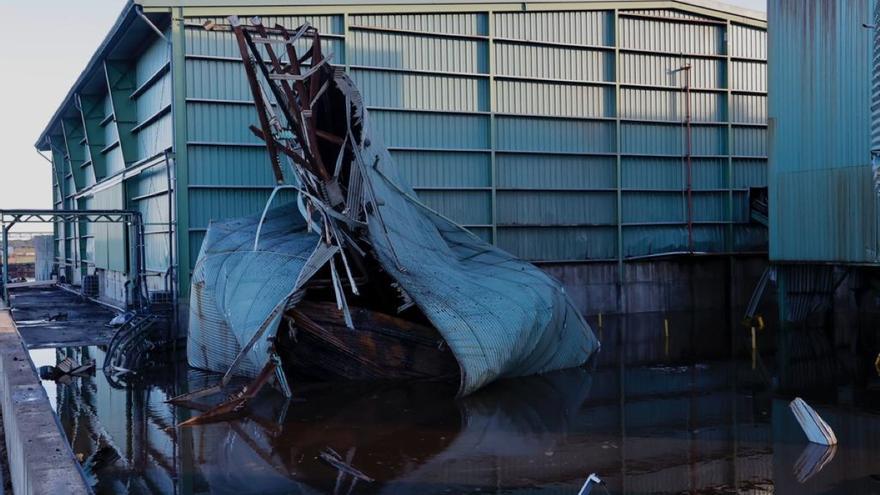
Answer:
[[1, 222, 8, 304]]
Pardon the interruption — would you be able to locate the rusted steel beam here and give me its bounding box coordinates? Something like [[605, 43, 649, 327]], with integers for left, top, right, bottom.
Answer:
[[229, 17, 285, 184], [177, 357, 279, 426]]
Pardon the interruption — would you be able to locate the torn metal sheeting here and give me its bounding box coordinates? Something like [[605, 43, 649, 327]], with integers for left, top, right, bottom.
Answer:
[[183, 17, 599, 408]]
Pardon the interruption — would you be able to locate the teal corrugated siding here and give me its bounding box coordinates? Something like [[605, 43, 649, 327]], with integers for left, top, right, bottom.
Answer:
[[768, 0, 879, 263], [178, 6, 767, 268]]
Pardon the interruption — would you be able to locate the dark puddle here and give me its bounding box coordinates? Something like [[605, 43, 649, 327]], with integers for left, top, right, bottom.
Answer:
[[28, 310, 880, 494]]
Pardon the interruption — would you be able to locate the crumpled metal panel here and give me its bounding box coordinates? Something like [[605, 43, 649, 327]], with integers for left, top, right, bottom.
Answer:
[[187, 59, 598, 396], [188, 207, 319, 377], [355, 122, 598, 394]]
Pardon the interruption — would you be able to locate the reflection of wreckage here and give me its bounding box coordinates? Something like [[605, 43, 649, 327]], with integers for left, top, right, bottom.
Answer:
[[173, 16, 598, 419]]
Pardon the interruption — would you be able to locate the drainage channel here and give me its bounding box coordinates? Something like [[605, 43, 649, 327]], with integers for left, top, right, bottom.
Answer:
[[0, 307, 90, 494]]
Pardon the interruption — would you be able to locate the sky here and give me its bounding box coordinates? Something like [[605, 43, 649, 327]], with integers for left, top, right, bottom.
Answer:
[[0, 0, 766, 231]]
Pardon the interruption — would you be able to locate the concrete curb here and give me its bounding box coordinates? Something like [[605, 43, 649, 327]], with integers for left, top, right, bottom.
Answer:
[[0, 310, 91, 495]]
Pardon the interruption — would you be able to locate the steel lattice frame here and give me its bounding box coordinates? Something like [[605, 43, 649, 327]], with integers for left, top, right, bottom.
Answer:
[[0, 209, 148, 309]]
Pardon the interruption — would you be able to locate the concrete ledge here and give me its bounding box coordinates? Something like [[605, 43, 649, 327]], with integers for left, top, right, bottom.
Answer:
[[0, 310, 90, 495]]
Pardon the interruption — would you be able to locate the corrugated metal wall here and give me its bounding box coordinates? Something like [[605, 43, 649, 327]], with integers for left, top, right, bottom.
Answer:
[[769, 0, 879, 263], [41, 2, 768, 303], [179, 4, 768, 277], [45, 23, 174, 293]]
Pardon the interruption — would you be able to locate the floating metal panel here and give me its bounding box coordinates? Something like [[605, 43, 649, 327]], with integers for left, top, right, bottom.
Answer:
[[496, 154, 616, 189], [352, 69, 489, 112], [769, 0, 877, 263], [494, 43, 614, 82], [350, 12, 487, 36], [493, 11, 613, 46]]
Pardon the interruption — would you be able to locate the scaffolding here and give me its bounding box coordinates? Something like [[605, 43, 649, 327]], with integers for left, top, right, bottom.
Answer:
[[0, 209, 148, 310]]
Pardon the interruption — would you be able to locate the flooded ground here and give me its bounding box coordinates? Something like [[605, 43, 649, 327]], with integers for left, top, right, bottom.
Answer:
[[28, 310, 880, 494]]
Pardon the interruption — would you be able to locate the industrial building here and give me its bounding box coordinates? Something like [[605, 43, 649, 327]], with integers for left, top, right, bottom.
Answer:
[[768, 0, 879, 310], [766, 0, 880, 393], [32, 0, 768, 315]]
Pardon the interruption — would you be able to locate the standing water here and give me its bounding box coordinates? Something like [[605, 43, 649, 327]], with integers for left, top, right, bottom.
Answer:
[[29, 309, 880, 494]]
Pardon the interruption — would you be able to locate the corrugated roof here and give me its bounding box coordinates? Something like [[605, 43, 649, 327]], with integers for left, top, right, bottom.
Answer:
[[34, 0, 765, 151]]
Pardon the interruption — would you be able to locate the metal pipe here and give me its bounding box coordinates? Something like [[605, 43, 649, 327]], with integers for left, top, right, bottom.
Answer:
[[135, 5, 169, 44], [163, 151, 177, 330], [683, 64, 694, 253]]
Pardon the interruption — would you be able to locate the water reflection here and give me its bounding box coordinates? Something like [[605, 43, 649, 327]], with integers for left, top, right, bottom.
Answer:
[[30, 310, 880, 494]]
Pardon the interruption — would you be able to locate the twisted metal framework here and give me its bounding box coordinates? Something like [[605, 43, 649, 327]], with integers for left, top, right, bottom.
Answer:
[[0, 209, 148, 310], [170, 16, 378, 423]]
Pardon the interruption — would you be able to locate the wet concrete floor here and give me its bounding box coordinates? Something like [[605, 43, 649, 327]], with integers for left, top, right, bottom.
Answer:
[[26, 308, 880, 495], [10, 286, 116, 348]]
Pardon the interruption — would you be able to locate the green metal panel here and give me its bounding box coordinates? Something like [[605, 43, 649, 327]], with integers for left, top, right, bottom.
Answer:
[[94, 184, 127, 272], [768, 0, 878, 263], [177, 6, 767, 262], [395, 150, 491, 187], [134, 32, 172, 161], [104, 60, 140, 166], [496, 154, 615, 189], [126, 164, 172, 274]]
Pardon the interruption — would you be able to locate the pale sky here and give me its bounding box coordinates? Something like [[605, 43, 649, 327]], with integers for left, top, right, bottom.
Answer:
[[0, 0, 766, 232]]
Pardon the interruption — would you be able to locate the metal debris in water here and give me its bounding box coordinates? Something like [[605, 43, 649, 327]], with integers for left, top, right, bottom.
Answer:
[[38, 356, 95, 383], [793, 443, 838, 483], [173, 16, 599, 423], [103, 314, 164, 387], [790, 397, 838, 446]]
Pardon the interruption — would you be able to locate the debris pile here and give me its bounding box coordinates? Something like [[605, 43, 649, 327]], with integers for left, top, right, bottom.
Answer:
[[175, 16, 599, 418]]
